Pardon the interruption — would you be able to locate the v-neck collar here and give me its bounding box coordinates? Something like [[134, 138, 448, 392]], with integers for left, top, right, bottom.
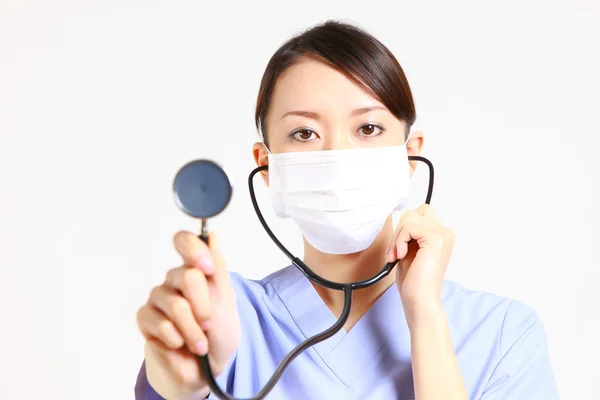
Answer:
[[270, 265, 410, 387]]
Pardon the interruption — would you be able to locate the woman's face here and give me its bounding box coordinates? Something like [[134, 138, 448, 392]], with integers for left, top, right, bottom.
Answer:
[[253, 55, 424, 179], [263, 56, 407, 153]]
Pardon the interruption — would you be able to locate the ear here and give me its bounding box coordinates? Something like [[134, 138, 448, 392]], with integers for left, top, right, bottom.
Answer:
[[406, 130, 424, 177], [252, 142, 270, 186]]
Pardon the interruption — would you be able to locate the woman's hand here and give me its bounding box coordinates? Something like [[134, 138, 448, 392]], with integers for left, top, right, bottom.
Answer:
[[136, 231, 240, 400], [386, 204, 455, 327], [386, 205, 468, 399]]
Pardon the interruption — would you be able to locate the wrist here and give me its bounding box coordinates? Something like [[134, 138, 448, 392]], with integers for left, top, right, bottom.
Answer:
[[404, 300, 446, 332]]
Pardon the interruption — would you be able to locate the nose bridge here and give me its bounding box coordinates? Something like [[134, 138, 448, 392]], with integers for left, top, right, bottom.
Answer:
[[323, 120, 354, 150]]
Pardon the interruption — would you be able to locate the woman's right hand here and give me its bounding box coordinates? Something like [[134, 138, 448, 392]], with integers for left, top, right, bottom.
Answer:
[[136, 231, 240, 400]]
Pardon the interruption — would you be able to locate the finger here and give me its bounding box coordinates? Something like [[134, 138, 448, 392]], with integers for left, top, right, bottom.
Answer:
[[165, 266, 212, 323], [137, 304, 184, 349], [415, 204, 441, 224], [413, 204, 455, 247], [149, 286, 209, 355], [394, 221, 426, 261], [206, 231, 229, 284], [396, 215, 448, 258], [387, 210, 416, 262], [387, 211, 439, 262], [173, 231, 215, 275]]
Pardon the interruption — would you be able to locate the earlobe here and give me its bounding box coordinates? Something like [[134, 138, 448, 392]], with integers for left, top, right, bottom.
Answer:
[[252, 142, 270, 186]]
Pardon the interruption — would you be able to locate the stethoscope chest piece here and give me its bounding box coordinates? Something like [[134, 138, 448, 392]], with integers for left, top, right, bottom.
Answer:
[[173, 159, 233, 220]]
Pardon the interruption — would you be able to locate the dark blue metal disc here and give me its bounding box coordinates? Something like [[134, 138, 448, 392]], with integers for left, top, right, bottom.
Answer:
[[173, 159, 232, 219]]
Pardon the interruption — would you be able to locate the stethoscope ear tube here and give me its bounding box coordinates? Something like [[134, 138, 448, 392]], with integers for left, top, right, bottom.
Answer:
[[408, 155, 434, 205], [197, 156, 434, 400]]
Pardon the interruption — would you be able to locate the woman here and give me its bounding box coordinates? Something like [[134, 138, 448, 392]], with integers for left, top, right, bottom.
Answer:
[[135, 20, 558, 400]]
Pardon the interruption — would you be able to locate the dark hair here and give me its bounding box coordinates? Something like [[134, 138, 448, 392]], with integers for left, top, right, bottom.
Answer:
[[255, 20, 416, 146]]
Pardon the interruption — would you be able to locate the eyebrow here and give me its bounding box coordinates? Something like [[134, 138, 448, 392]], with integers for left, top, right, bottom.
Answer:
[[281, 106, 386, 120]]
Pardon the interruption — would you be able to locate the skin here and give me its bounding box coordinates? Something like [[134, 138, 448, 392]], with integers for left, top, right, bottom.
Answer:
[[137, 55, 468, 399]]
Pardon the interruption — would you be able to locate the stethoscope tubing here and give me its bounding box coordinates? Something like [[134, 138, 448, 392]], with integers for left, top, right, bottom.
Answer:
[[197, 155, 434, 399]]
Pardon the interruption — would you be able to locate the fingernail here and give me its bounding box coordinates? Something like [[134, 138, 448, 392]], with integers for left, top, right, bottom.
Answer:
[[195, 340, 208, 355], [197, 257, 214, 274]]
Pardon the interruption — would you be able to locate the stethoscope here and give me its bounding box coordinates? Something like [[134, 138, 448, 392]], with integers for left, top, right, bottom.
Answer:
[[172, 155, 434, 400]]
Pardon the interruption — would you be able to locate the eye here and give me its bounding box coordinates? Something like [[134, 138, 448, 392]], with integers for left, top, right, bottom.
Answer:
[[358, 123, 384, 137], [291, 129, 319, 142]]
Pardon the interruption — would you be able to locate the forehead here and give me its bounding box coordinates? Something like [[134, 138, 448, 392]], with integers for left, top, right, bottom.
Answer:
[[270, 56, 384, 113]]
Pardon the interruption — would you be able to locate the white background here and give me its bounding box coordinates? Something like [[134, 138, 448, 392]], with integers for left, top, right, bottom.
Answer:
[[1, 1, 599, 399]]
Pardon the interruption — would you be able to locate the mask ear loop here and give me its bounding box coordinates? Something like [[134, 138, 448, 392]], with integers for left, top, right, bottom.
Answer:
[[257, 121, 272, 155], [404, 125, 418, 146], [262, 142, 271, 155]]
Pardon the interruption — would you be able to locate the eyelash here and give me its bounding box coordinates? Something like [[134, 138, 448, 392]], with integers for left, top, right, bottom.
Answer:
[[290, 123, 386, 142]]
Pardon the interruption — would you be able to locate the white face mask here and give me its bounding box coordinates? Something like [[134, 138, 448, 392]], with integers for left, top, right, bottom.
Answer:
[[266, 135, 412, 254]]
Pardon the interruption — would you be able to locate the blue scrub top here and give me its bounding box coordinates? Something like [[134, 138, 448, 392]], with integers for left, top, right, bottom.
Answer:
[[135, 265, 559, 399]]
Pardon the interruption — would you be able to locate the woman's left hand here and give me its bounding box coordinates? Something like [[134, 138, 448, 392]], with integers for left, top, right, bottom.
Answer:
[[386, 204, 455, 327]]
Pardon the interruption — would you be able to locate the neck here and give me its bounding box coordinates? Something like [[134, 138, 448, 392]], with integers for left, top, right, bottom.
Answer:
[[302, 217, 397, 331]]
